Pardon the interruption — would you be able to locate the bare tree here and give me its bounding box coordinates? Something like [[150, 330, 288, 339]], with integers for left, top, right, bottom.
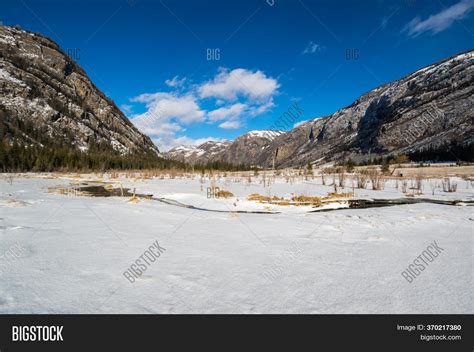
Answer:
[[356, 173, 368, 189], [338, 170, 346, 188], [401, 180, 408, 193], [442, 178, 457, 192], [429, 180, 437, 196], [368, 169, 384, 190]]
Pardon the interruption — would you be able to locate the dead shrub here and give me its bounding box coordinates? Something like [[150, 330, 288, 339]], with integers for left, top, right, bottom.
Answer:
[[441, 178, 457, 192], [338, 170, 346, 188], [356, 173, 368, 189], [216, 190, 234, 198], [401, 180, 408, 193], [415, 174, 423, 191], [367, 169, 384, 190]]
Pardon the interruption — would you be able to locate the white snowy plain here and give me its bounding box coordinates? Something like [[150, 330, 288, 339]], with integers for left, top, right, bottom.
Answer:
[[0, 173, 472, 313]]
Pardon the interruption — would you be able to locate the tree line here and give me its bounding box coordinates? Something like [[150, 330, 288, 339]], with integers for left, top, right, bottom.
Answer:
[[0, 113, 252, 172]]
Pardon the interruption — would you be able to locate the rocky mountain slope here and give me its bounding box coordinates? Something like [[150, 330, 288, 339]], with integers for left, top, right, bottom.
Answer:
[[168, 50, 474, 167], [0, 25, 159, 156], [165, 130, 284, 165], [259, 50, 474, 167], [165, 141, 231, 164], [2, 23, 471, 169]]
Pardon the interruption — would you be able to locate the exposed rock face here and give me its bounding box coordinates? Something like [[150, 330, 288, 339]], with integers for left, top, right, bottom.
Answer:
[[260, 50, 474, 167], [165, 141, 231, 164], [168, 50, 473, 167], [220, 130, 285, 166], [4, 23, 470, 167], [164, 130, 284, 165], [0, 25, 158, 155]]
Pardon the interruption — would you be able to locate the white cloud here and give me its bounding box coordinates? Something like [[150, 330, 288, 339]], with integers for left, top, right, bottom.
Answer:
[[129, 92, 206, 151], [219, 120, 241, 129], [208, 103, 247, 122], [199, 68, 279, 129], [165, 75, 186, 88], [131, 92, 205, 124], [247, 99, 275, 117], [198, 68, 279, 101], [207, 99, 274, 128], [302, 41, 324, 55], [132, 119, 183, 139], [405, 0, 474, 37], [129, 67, 280, 149]]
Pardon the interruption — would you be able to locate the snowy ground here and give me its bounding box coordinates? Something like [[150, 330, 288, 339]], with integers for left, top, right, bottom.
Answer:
[[0, 172, 472, 313]]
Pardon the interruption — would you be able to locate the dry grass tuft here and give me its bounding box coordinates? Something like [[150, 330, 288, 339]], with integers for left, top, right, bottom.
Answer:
[[216, 190, 234, 198], [325, 192, 353, 199], [248, 193, 282, 202], [127, 196, 140, 204], [247, 191, 352, 207], [291, 195, 322, 206]]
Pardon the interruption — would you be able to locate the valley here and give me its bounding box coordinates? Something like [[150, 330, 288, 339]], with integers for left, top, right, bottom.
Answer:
[[1, 165, 472, 313]]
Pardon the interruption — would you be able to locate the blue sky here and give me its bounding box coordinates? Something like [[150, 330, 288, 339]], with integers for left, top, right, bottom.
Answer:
[[2, 0, 473, 150]]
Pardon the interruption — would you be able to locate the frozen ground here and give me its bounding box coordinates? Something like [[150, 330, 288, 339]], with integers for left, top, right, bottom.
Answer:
[[0, 173, 472, 313]]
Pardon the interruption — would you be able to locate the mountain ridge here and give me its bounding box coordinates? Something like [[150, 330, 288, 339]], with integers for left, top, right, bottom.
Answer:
[[166, 50, 474, 166], [0, 24, 159, 158], [165, 130, 285, 165], [1, 24, 472, 170]]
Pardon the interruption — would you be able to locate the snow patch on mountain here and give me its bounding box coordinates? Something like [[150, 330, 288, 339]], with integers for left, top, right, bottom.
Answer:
[[245, 130, 285, 139], [0, 68, 24, 85]]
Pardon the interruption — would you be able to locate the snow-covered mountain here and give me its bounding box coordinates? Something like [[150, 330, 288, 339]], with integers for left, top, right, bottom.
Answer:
[[167, 50, 474, 167], [245, 130, 285, 139], [256, 50, 474, 167], [164, 130, 285, 165], [2, 23, 471, 168], [165, 141, 231, 164], [0, 25, 159, 156]]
